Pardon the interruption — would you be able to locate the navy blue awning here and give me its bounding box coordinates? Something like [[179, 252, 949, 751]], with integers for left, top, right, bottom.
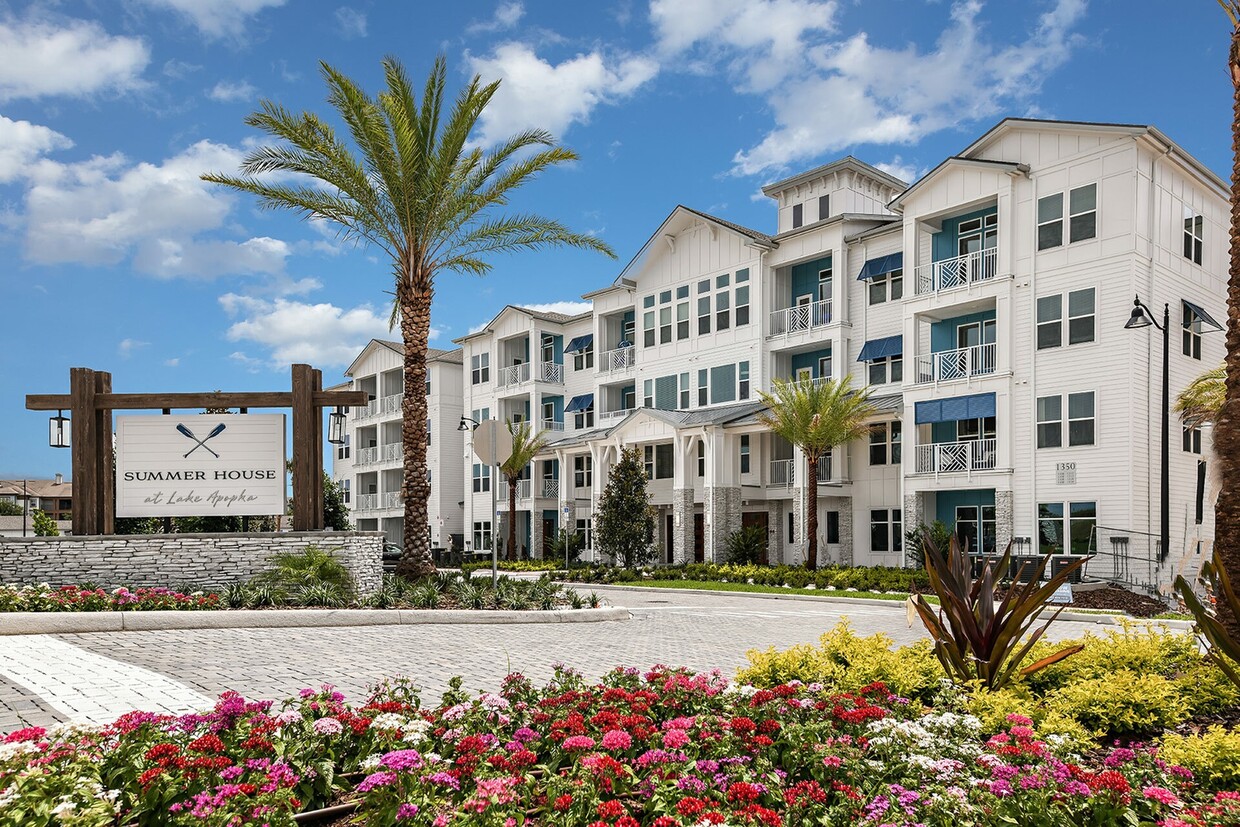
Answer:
[[856, 252, 904, 281], [915, 392, 996, 424], [564, 393, 594, 413], [1183, 300, 1223, 333], [856, 335, 904, 362], [564, 334, 594, 353]]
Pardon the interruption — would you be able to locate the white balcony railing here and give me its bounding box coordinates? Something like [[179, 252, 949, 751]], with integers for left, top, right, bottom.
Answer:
[[516, 479, 530, 500], [915, 438, 998, 474], [382, 442, 402, 462], [496, 361, 564, 387], [600, 346, 635, 374], [782, 375, 832, 389], [353, 400, 379, 421], [914, 343, 997, 384], [380, 393, 403, 415], [599, 409, 633, 423], [914, 247, 998, 295], [541, 419, 565, 432], [542, 479, 559, 499], [769, 459, 795, 487], [383, 491, 403, 509], [769, 300, 832, 337], [355, 446, 379, 466], [539, 361, 564, 384], [356, 493, 379, 511], [516, 479, 560, 500], [816, 455, 832, 483]]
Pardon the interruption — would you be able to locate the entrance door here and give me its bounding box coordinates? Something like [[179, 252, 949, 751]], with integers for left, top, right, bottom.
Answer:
[[665, 514, 675, 564], [742, 512, 769, 565], [693, 514, 705, 562], [541, 517, 555, 559]]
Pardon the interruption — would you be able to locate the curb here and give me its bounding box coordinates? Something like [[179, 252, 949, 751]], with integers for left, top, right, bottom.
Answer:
[[0, 607, 631, 635], [571, 583, 1196, 630]]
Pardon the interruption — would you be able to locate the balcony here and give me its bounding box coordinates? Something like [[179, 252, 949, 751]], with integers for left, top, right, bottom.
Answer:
[[599, 346, 635, 374], [914, 248, 997, 295], [516, 479, 560, 500], [599, 408, 634, 423], [541, 418, 564, 432], [382, 442, 402, 462], [383, 491, 403, 509], [496, 361, 564, 388], [768, 455, 835, 487], [356, 446, 379, 466], [353, 400, 379, 421], [915, 438, 997, 474], [380, 393, 403, 415], [914, 343, 996, 384], [356, 493, 379, 511], [769, 300, 832, 337]]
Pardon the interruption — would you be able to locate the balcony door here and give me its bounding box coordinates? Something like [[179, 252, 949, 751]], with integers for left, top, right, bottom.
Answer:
[[956, 319, 996, 349]]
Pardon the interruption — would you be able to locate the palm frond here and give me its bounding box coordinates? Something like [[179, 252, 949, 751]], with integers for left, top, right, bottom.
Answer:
[[1176, 364, 1225, 425], [756, 376, 877, 459]]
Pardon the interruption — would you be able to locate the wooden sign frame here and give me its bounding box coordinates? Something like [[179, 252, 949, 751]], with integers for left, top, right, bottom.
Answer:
[[26, 364, 369, 535]]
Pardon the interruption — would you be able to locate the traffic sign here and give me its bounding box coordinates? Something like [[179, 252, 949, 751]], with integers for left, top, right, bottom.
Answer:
[[472, 419, 514, 466]]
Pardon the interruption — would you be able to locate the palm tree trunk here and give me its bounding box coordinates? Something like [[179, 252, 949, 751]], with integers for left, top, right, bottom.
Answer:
[[805, 453, 819, 571], [508, 476, 518, 562], [394, 280, 435, 580], [1215, 21, 1240, 638]]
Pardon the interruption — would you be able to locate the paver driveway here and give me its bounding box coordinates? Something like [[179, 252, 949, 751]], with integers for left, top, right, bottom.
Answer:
[[0, 585, 1133, 732]]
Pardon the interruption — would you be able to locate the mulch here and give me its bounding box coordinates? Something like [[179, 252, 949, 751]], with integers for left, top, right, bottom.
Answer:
[[994, 585, 1170, 618]]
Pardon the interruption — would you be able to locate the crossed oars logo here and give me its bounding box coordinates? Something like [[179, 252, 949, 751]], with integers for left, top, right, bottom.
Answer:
[[177, 423, 226, 458]]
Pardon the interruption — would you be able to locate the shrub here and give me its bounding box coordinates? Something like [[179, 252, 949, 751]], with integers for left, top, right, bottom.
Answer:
[[964, 687, 1093, 748], [1020, 625, 1202, 694], [1048, 671, 1190, 736], [1159, 727, 1240, 791], [252, 545, 356, 602], [724, 525, 767, 565], [739, 620, 944, 702]]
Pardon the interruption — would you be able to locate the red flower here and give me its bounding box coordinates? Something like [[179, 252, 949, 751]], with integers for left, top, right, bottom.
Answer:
[[554, 794, 574, 811], [653, 818, 678, 827], [677, 797, 707, 817], [597, 799, 626, 819], [616, 818, 639, 827], [137, 768, 163, 786], [188, 734, 225, 754], [728, 782, 763, 805]]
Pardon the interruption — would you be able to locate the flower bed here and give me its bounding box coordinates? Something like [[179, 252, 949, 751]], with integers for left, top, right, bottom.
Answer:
[[3, 665, 1239, 826], [0, 585, 221, 612]]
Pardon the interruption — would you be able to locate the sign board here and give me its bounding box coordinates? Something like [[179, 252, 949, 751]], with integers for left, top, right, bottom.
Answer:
[[1055, 462, 1077, 485], [115, 414, 287, 517], [1049, 583, 1074, 604], [472, 420, 514, 467]]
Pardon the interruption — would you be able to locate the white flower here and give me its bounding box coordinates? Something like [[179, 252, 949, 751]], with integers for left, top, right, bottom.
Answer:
[[52, 800, 76, 815], [361, 754, 382, 770], [369, 713, 409, 731]]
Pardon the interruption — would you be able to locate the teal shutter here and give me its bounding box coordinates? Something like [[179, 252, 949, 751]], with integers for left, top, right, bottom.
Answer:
[[654, 375, 678, 410], [711, 364, 736, 403]]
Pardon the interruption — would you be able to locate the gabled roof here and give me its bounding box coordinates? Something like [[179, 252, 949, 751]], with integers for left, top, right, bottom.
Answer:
[[451, 305, 592, 345], [345, 338, 462, 375], [428, 347, 464, 365], [761, 155, 909, 198], [773, 212, 899, 241], [611, 205, 777, 287], [887, 157, 1027, 211]]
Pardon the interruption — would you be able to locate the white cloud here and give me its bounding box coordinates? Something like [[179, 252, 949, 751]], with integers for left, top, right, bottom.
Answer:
[[136, 0, 287, 39], [466, 1, 525, 35], [729, 0, 1089, 176], [334, 7, 367, 38], [0, 116, 72, 183], [19, 139, 292, 279], [118, 338, 149, 357], [163, 59, 201, 79], [873, 157, 921, 185], [0, 14, 149, 102], [467, 43, 657, 145], [220, 292, 393, 368], [520, 300, 592, 316], [164, 357, 181, 367], [207, 80, 257, 103]]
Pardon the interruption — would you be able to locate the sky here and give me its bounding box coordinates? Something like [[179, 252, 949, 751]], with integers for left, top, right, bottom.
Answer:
[[0, 0, 1233, 479]]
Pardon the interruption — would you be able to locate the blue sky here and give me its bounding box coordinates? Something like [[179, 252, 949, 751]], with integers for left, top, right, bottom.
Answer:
[[0, 0, 1232, 478]]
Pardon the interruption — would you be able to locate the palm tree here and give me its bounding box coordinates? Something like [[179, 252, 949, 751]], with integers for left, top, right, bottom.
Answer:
[[758, 377, 877, 570], [1176, 364, 1226, 426], [499, 420, 549, 561], [202, 57, 614, 579]]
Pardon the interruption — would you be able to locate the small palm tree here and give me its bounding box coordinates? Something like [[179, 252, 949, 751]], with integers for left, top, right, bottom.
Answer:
[[758, 377, 877, 570], [1177, 364, 1225, 426], [500, 420, 550, 561], [202, 57, 614, 580]]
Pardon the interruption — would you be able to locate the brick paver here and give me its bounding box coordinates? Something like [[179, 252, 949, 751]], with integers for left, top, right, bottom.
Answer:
[[0, 587, 1136, 731]]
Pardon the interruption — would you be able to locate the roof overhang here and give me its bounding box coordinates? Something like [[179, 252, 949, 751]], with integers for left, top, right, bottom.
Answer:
[[888, 157, 1028, 212]]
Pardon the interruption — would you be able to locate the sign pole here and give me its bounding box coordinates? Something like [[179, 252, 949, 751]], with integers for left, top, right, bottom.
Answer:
[[491, 451, 499, 588]]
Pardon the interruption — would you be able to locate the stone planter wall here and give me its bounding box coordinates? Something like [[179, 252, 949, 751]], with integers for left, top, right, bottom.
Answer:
[[0, 532, 384, 595]]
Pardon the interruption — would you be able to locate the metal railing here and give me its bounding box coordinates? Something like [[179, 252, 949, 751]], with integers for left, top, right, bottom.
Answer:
[[355, 446, 379, 466], [781, 375, 832, 389], [380, 393, 403, 415], [352, 400, 379, 420], [914, 343, 997, 384], [915, 438, 997, 473], [356, 493, 379, 511], [382, 491, 403, 509], [769, 459, 795, 487], [541, 479, 559, 499], [515, 479, 558, 499], [600, 346, 635, 373], [496, 361, 564, 387], [381, 442, 402, 462], [538, 361, 564, 384], [914, 247, 998, 295], [816, 454, 832, 483], [769, 299, 832, 336], [599, 409, 633, 423], [541, 418, 565, 432]]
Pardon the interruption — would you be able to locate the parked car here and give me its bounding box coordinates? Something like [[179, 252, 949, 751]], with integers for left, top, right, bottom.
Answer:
[[382, 543, 402, 574]]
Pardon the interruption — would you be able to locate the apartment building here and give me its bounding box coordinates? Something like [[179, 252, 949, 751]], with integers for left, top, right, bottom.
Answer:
[[0, 477, 73, 523], [349, 118, 1227, 594], [332, 341, 465, 550]]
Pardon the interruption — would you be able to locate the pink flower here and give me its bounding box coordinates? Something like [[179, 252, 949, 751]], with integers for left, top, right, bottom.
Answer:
[[312, 717, 343, 735], [1143, 786, 1180, 806], [356, 771, 396, 792], [562, 735, 596, 751], [396, 804, 420, 820], [663, 729, 690, 749], [601, 730, 632, 751]]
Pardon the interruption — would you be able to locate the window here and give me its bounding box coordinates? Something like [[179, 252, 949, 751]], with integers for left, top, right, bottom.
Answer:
[[698, 369, 708, 406], [739, 435, 751, 474], [1184, 206, 1204, 265], [867, 270, 903, 305], [1069, 502, 1096, 554], [868, 355, 902, 385], [659, 290, 671, 305], [573, 342, 594, 370], [735, 284, 750, 327], [1183, 425, 1202, 454], [739, 361, 750, 400], [425, 376, 431, 395], [574, 456, 592, 488], [574, 406, 594, 429], [643, 379, 654, 409], [659, 307, 672, 344], [698, 296, 711, 335], [676, 284, 689, 300], [575, 518, 593, 551], [957, 416, 996, 442], [472, 521, 492, 551], [788, 511, 795, 544], [680, 372, 690, 408], [1037, 502, 1064, 554], [697, 441, 705, 476], [644, 444, 674, 480], [1067, 391, 1095, 446], [1039, 501, 1097, 555], [818, 350, 833, 380], [792, 203, 803, 228], [698, 279, 710, 294], [676, 301, 690, 339], [826, 511, 839, 544], [1183, 303, 1203, 359], [643, 310, 655, 347], [426, 420, 432, 446], [540, 334, 554, 364], [818, 265, 833, 302], [716, 291, 730, 331], [716, 273, 730, 289], [340, 478, 350, 503], [869, 421, 901, 465], [1067, 288, 1095, 345], [472, 463, 491, 493], [870, 509, 902, 553], [819, 194, 830, 221], [541, 401, 554, 427], [1036, 395, 1062, 448], [1037, 184, 1096, 250], [470, 352, 490, 384], [337, 433, 351, 460], [1037, 295, 1061, 349]]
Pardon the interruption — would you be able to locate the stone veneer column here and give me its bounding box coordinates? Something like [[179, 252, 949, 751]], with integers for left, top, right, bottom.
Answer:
[[789, 487, 806, 566], [903, 493, 925, 545], [672, 488, 695, 565], [995, 490, 1014, 551], [705, 487, 742, 562], [765, 500, 783, 564], [827, 495, 854, 567], [530, 511, 544, 560]]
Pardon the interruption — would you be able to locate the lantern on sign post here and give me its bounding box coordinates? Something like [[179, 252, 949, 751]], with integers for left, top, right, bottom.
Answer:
[[49, 410, 70, 448], [327, 406, 346, 446]]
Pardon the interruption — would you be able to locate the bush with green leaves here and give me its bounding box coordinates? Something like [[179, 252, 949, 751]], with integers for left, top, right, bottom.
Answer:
[[1159, 727, 1240, 791], [724, 525, 768, 565], [251, 545, 357, 602]]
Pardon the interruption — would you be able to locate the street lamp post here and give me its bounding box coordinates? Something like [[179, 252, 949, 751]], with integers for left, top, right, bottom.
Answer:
[[1125, 296, 1170, 562]]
